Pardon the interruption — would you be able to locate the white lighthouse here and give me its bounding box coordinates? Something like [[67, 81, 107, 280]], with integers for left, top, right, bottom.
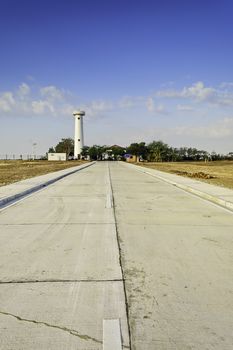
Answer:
[[73, 110, 85, 159]]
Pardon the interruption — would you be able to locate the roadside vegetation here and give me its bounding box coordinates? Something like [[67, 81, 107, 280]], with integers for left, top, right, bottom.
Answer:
[[0, 160, 87, 187], [46, 138, 233, 189], [48, 138, 233, 162], [1, 138, 232, 188]]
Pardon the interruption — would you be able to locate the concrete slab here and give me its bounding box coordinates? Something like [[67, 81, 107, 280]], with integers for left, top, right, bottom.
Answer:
[[0, 162, 95, 207], [126, 162, 233, 212], [0, 191, 115, 224], [110, 161, 233, 349], [2, 160, 233, 349], [0, 162, 129, 349], [117, 224, 233, 350], [0, 223, 121, 282], [0, 282, 129, 350]]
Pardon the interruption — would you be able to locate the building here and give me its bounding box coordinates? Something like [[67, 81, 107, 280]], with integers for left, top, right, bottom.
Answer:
[[73, 110, 85, 159], [48, 153, 67, 161]]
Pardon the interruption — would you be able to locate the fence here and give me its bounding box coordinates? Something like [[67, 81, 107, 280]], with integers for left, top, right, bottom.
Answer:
[[0, 154, 45, 160]]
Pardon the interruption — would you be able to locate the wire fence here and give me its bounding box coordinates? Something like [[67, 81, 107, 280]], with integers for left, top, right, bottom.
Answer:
[[0, 154, 45, 160]]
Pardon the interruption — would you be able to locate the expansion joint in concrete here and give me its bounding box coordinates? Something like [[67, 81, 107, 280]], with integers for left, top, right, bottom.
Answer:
[[0, 278, 123, 284], [107, 163, 132, 350], [0, 223, 116, 226]]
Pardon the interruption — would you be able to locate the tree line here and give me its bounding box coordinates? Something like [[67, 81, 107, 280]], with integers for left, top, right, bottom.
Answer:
[[48, 138, 232, 162]]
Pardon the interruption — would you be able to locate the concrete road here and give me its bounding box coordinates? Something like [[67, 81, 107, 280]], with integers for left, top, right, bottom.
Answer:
[[110, 162, 233, 350], [0, 162, 129, 350], [1, 162, 233, 349]]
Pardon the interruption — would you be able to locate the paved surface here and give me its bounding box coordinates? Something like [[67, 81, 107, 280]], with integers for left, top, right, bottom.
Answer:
[[127, 163, 233, 211], [0, 162, 94, 207], [112, 162, 233, 350], [1, 161, 233, 349], [0, 162, 129, 350]]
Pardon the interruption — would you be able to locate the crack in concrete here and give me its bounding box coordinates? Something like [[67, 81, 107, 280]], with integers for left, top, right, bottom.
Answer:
[[0, 309, 102, 344], [0, 310, 130, 349]]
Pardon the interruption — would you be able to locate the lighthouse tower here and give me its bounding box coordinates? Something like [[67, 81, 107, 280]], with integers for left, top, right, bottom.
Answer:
[[73, 110, 85, 159]]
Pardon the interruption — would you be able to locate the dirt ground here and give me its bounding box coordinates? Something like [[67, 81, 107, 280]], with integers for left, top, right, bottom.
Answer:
[[137, 160, 233, 190], [0, 160, 88, 186]]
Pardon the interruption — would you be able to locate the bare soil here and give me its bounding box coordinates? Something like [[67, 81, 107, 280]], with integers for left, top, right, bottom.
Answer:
[[137, 161, 233, 190], [0, 160, 88, 186]]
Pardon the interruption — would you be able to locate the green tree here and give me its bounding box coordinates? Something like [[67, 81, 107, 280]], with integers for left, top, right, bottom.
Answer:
[[147, 141, 170, 162], [177, 147, 187, 161], [52, 138, 74, 157], [168, 147, 181, 161], [126, 142, 148, 160], [111, 146, 125, 159], [81, 146, 90, 158], [48, 147, 55, 153], [88, 145, 106, 160]]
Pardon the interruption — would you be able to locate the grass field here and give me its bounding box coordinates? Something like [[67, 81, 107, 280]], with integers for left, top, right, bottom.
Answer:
[[138, 160, 233, 190], [0, 160, 88, 186]]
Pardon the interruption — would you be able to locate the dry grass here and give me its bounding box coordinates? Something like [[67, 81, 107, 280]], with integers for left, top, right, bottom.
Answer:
[[0, 160, 88, 187], [137, 161, 233, 190]]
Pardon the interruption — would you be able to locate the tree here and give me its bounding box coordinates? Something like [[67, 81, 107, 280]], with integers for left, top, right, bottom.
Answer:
[[126, 142, 148, 160], [147, 141, 170, 162], [169, 147, 181, 162], [54, 138, 74, 157], [88, 145, 106, 160], [177, 147, 188, 161], [81, 146, 90, 158], [110, 146, 125, 159]]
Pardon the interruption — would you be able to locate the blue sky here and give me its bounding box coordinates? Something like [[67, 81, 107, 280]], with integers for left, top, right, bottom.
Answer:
[[1, 0, 233, 155]]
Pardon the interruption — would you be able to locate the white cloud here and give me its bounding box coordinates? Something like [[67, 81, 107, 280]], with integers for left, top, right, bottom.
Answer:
[[1, 80, 233, 154], [1, 79, 233, 141], [18, 83, 30, 99], [215, 92, 233, 106], [156, 81, 233, 108], [0, 82, 116, 119], [0, 83, 71, 117], [60, 104, 75, 116], [79, 100, 114, 119], [157, 81, 216, 102], [182, 81, 215, 101], [173, 117, 233, 139], [31, 100, 55, 114], [0, 92, 15, 112], [40, 85, 64, 100], [146, 98, 167, 114]]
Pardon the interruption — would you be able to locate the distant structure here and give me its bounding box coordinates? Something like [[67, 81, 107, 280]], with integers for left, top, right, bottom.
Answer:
[[48, 153, 67, 161], [73, 110, 85, 159]]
